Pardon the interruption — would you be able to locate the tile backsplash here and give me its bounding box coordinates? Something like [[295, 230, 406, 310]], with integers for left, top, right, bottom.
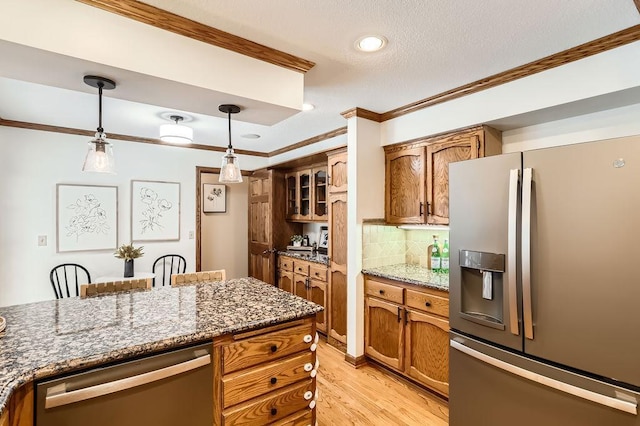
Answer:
[[362, 224, 449, 269]]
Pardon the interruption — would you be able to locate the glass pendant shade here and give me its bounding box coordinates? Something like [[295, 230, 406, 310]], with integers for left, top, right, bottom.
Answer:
[[82, 132, 115, 173], [219, 148, 243, 183]]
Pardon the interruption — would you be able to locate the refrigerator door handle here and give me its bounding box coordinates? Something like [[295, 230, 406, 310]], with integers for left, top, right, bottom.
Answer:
[[450, 340, 638, 415], [522, 167, 534, 340], [507, 169, 519, 335]]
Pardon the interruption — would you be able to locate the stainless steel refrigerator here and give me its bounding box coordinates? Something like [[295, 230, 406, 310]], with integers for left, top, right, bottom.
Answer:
[[449, 137, 640, 426]]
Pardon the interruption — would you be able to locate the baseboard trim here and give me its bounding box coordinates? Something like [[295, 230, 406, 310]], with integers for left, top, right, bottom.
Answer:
[[344, 354, 368, 369]]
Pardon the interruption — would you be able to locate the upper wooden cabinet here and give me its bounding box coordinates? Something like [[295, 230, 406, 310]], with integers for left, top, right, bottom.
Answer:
[[384, 125, 501, 225], [327, 149, 348, 194], [285, 165, 327, 222]]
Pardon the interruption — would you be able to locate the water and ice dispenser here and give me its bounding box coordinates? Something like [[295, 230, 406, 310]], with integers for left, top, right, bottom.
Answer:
[[459, 250, 506, 330]]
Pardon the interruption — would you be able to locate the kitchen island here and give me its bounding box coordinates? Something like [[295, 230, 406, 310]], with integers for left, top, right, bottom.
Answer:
[[0, 277, 322, 425]]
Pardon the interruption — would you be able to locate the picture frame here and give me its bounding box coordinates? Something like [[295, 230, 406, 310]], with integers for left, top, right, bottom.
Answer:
[[202, 183, 226, 213], [318, 226, 329, 252], [131, 180, 180, 242], [56, 184, 118, 253]]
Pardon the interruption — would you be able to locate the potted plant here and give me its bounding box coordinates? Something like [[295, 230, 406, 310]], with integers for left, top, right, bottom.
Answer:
[[290, 235, 304, 247], [114, 243, 144, 277]]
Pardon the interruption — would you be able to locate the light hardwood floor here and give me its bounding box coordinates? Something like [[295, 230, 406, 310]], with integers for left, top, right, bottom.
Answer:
[[316, 341, 449, 425]]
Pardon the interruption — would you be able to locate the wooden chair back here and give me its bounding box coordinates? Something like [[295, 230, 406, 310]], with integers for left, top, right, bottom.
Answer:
[[152, 254, 187, 287], [80, 278, 152, 298], [50, 263, 92, 299], [171, 270, 226, 287]]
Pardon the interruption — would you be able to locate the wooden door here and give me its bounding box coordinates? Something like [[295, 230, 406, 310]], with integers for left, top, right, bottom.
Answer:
[[309, 278, 327, 333], [426, 134, 480, 225], [285, 173, 298, 219], [312, 166, 328, 221], [327, 152, 348, 194], [278, 270, 293, 293], [298, 169, 312, 220], [294, 274, 308, 299], [405, 309, 450, 396], [365, 297, 404, 371], [248, 175, 274, 284], [328, 192, 347, 343], [385, 146, 426, 224]]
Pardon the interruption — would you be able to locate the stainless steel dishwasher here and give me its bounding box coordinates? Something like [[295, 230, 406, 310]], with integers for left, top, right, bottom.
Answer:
[[36, 342, 213, 426]]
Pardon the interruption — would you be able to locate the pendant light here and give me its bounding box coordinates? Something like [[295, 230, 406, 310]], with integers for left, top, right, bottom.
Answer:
[[218, 104, 243, 183], [159, 115, 193, 144], [82, 76, 116, 173]]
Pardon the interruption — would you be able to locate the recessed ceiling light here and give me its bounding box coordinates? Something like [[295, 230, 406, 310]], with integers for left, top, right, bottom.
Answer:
[[356, 35, 387, 52], [241, 133, 261, 139], [302, 103, 315, 111]]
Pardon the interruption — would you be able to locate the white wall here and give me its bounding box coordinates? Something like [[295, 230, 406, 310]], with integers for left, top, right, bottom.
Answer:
[[0, 126, 263, 307], [200, 173, 248, 279]]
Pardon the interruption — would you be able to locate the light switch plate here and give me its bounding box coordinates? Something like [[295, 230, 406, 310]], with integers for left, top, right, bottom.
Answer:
[[38, 235, 47, 246], [189, 231, 194, 239]]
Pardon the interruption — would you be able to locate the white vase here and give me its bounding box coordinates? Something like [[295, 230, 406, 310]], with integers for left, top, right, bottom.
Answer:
[[293, 241, 301, 247]]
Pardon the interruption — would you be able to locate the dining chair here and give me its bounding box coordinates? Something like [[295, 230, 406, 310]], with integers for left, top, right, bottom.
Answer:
[[80, 278, 152, 298], [171, 269, 226, 287], [50, 263, 92, 299], [152, 254, 187, 287]]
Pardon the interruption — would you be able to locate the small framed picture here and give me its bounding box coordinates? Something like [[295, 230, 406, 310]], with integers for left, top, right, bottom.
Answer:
[[319, 226, 329, 250], [203, 184, 226, 213]]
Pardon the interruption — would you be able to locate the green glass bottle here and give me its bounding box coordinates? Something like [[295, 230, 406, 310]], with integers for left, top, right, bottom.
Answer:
[[441, 239, 450, 274], [430, 235, 441, 272]]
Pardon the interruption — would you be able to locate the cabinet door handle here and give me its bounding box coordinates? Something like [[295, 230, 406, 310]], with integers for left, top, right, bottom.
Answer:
[[425, 301, 432, 307], [379, 289, 385, 295], [270, 377, 277, 385], [419, 202, 424, 216], [426, 202, 432, 215], [405, 308, 409, 325], [270, 345, 278, 353], [397, 307, 401, 323], [270, 408, 278, 416]]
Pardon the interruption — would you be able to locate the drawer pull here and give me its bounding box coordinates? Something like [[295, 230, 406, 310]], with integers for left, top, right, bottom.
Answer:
[[310, 343, 317, 352], [379, 289, 385, 295], [304, 363, 313, 372], [425, 301, 432, 307], [271, 408, 278, 416], [315, 359, 320, 369], [304, 391, 313, 400], [270, 345, 278, 353], [314, 333, 319, 344], [309, 400, 316, 409], [304, 334, 313, 343], [270, 377, 277, 385], [310, 369, 317, 378]]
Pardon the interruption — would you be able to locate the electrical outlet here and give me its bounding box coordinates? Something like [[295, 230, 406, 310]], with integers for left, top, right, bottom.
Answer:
[[38, 235, 47, 246], [189, 231, 194, 239]]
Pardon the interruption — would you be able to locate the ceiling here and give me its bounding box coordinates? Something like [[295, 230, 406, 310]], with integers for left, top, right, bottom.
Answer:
[[0, 0, 638, 155]]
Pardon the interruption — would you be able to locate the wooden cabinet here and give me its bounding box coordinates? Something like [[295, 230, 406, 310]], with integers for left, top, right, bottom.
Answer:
[[384, 125, 501, 225], [214, 318, 317, 425], [0, 383, 34, 426], [285, 165, 327, 222], [364, 275, 450, 397], [278, 257, 328, 334], [327, 148, 348, 347], [249, 170, 302, 284], [0, 410, 6, 426]]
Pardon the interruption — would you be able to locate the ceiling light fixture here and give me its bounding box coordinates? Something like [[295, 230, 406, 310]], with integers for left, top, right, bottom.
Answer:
[[218, 104, 243, 183], [302, 103, 315, 111], [82, 75, 116, 173], [356, 35, 387, 52], [159, 115, 193, 144]]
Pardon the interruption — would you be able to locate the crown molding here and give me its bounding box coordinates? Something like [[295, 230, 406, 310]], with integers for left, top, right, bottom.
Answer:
[[635, 0, 640, 15], [379, 24, 640, 121], [0, 117, 269, 157], [75, 0, 315, 73], [267, 127, 348, 157], [340, 107, 383, 122]]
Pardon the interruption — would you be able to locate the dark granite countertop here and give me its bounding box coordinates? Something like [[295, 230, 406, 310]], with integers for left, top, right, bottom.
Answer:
[[278, 251, 330, 266], [362, 264, 449, 292], [0, 277, 322, 416]]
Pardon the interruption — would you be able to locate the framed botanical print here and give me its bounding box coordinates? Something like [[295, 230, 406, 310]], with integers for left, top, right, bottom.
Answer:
[[131, 180, 180, 242], [203, 183, 226, 213], [56, 184, 118, 252]]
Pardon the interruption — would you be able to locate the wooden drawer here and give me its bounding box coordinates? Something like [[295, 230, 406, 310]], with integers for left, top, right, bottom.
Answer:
[[223, 379, 314, 425], [365, 279, 404, 304], [309, 264, 327, 282], [280, 257, 294, 272], [223, 351, 315, 408], [223, 323, 314, 374], [272, 409, 313, 426], [293, 260, 309, 276], [406, 288, 449, 318]]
